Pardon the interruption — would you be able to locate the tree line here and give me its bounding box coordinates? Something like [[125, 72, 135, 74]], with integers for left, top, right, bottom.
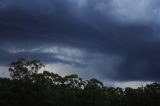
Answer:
[[0, 58, 160, 106]]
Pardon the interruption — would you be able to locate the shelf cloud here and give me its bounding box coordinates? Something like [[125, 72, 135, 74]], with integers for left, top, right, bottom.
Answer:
[[0, 0, 160, 84]]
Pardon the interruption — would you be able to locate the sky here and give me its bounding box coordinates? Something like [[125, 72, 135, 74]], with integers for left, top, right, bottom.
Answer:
[[0, 0, 160, 88]]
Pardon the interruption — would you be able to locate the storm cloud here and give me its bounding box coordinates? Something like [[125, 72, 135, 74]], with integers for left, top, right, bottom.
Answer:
[[1, 0, 160, 83]]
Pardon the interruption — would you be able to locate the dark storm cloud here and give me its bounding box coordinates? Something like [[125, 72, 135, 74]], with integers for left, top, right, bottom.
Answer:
[[1, 0, 160, 81], [0, 48, 84, 67]]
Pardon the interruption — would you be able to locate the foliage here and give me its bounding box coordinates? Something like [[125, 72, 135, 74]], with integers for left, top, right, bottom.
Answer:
[[0, 58, 160, 106]]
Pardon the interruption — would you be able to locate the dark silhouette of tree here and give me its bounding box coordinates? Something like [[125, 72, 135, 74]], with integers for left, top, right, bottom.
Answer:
[[9, 58, 44, 80], [0, 58, 159, 106]]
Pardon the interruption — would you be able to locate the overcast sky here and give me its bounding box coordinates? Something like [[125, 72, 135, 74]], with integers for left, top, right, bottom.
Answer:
[[0, 0, 160, 88]]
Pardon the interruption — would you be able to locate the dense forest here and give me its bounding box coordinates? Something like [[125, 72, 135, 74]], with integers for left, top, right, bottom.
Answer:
[[0, 58, 160, 106]]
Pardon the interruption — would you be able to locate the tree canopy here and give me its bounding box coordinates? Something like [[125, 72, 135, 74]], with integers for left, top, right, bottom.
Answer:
[[0, 58, 160, 106]]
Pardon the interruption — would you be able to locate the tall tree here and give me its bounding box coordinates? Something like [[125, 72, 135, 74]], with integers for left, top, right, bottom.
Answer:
[[9, 58, 44, 80]]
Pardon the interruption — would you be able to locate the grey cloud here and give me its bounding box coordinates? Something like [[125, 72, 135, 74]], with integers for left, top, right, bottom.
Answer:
[[0, 0, 160, 82], [0, 48, 85, 67]]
